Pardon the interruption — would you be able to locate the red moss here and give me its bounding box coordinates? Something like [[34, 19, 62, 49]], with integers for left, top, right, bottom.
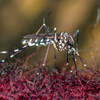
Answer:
[[0, 64, 100, 100]]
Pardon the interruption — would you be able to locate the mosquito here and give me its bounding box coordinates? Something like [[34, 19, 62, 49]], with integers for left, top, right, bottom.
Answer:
[[0, 13, 94, 76]]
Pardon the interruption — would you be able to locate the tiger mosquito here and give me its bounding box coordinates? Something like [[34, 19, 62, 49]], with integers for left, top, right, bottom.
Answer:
[[0, 14, 94, 75]]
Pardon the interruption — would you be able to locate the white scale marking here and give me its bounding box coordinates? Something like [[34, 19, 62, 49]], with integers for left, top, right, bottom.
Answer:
[[70, 70, 72, 73], [46, 42, 50, 45], [22, 40, 27, 45], [35, 39, 38, 42], [59, 46, 62, 49], [28, 42, 35, 46], [37, 72, 39, 75], [68, 49, 71, 53], [14, 49, 19, 52], [36, 44, 39, 46], [59, 40, 62, 44], [84, 64, 86, 67], [41, 39, 43, 42], [40, 43, 46, 46], [68, 46, 70, 48], [75, 58, 77, 61], [54, 27, 56, 31], [10, 55, 14, 58], [46, 39, 50, 42], [62, 43, 64, 47], [2, 51, 7, 53], [42, 64, 45, 66], [43, 23, 46, 26], [61, 32, 64, 36], [23, 45, 27, 48], [1, 60, 5, 63], [66, 63, 69, 65]]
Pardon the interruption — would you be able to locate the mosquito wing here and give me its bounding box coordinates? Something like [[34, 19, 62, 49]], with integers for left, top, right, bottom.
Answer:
[[23, 33, 55, 39]]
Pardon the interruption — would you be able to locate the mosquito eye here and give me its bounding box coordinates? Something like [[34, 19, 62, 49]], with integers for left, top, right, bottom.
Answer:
[[21, 39, 28, 45]]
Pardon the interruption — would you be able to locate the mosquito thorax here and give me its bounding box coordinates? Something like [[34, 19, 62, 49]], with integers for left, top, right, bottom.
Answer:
[[59, 32, 74, 46]]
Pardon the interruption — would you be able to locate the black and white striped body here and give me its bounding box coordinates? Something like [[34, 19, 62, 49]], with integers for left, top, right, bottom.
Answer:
[[22, 32, 75, 53], [22, 38, 52, 47]]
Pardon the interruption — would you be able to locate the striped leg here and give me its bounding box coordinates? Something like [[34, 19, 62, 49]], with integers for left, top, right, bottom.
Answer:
[[66, 48, 75, 78], [66, 47, 72, 72], [53, 27, 58, 69], [73, 54, 77, 75], [0, 48, 24, 54], [0, 45, 29, 63]]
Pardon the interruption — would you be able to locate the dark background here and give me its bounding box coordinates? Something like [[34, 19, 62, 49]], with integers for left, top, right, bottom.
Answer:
[[0, 0, 99, 69]]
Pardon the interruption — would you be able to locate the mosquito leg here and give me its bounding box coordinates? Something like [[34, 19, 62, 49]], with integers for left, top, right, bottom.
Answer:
[[66, 47, 69, 68], [8, 52, 11, 62], [66, 47, 71, 71], [54, 48, 57, 69], [72, 30, 79, 38], [14, 49, 19, 60], [53, 27, 58, 69], [36, 25, 44, 34], [44, 24, 49, 32], [66, 47, 75, 78], [75, 51, 95, 73], [0, 46, 30, 54], [0, 49, 21, 54], [43, 13, 51, 33], [66, 49, 71, 73], [34, 41, 51, 81], [0, 45, 29, 63], [73, 54, 77, 75], [1, 50, 22, 63], [76, 31, 79, 52], [42, 41, 51, 66], [36, 17, 50, 34]]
